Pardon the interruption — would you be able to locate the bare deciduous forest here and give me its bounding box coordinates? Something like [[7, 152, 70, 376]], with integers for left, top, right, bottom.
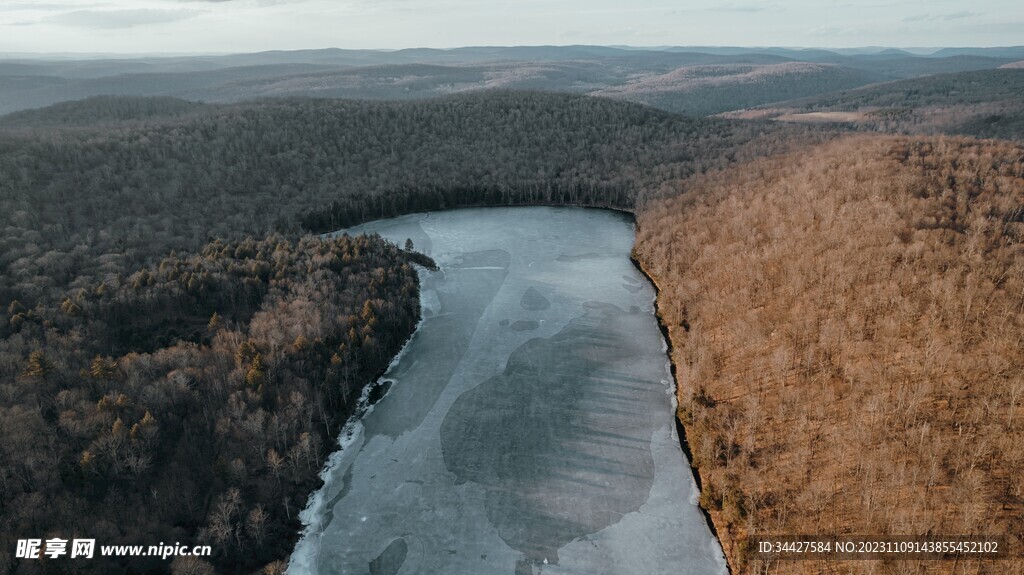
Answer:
[[1, 88, 1022, 575], [635, 135, 1024, 574], [0, 233, 426, 574]]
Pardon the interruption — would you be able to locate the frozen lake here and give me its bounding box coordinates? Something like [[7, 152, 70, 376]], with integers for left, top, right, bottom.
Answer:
[[289, 207, 726, 575]]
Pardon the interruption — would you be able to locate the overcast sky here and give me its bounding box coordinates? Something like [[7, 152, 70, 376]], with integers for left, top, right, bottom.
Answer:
[[0, 0, 1020, 54]]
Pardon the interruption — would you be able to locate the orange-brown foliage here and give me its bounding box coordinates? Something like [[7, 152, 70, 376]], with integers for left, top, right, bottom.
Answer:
[[634, 135, 1024, 574]]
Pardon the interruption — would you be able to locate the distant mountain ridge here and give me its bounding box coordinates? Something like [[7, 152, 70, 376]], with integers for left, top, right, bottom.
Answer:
[[0, 45, 1018, 116]]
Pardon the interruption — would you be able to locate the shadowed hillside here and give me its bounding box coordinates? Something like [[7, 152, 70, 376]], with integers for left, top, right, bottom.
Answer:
[[0, 92, 826, 309]]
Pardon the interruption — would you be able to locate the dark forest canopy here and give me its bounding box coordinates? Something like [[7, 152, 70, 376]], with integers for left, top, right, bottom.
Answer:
[[0, 233, 427, 575], [0, 91, 829, 310], [0, 95, 209, 129]]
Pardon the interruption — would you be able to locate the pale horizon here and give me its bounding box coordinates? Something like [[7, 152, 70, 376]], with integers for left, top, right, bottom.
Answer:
[[0, 0, 1021, 55], [0, 44, 1021, 59]]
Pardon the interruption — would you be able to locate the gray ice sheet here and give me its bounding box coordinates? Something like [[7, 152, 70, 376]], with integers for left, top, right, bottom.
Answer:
[[289, 207, 726, 575]]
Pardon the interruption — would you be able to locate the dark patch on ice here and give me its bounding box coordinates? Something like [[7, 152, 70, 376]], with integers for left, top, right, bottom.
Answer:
[[621, 283, 642, 293], [440, 302, 658, 564], [362, 249, 509, 440], [499, 319, 510, 327], [451, 249, 510, 269], [556, 252, 602, 262], [366, 380, 392, 407], [510, 320, 539, 332], [320, 463, 355, 531], [369, 538, 407, 575], [515, 559, 534, 575], [520, 287, 550, 311]]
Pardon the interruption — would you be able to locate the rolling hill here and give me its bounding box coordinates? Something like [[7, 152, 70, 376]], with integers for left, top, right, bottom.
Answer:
[[722, 68, 1024, 141], [593, 62, 885, 115], [635, 134, 1024, 574], [0, 46, 1015, 117]]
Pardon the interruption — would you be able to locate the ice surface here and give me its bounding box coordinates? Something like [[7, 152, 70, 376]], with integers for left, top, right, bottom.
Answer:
[[289, 207, 726, 575]]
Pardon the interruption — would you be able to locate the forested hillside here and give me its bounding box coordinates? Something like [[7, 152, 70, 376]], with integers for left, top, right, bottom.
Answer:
[[0, 95, 209, 128], [0, 92, 822, 310], [595, 62, 884, 116], [634, 136, 1024, 574], [0, 233, 426, 574], [725, 69, 1024, 142]]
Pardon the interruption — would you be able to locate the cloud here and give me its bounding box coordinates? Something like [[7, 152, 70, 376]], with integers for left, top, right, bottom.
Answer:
[[959, 19, 1024, 33], [46, 8, 203, 29], [944, 10, 981, 20], [805, 25, 863, 36], [0, 2, 110, 12], [706, 4, 769, 13], [903, 10, 982, 22]]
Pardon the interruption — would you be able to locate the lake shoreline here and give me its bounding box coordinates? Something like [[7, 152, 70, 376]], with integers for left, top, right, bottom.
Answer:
[[630, 251, 735, 575], [294, 206, 725, 574]]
